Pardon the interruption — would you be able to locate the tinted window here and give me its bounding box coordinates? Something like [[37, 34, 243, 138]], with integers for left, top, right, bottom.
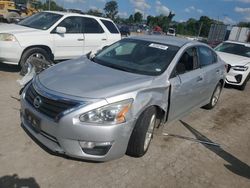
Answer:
[[101, 19, 119, 33], [94, 39, 179, 76], [175, 47, 198, 75], [18, 12, 62, 30], [56, 17, 82, 33], [198, 47, 214, 67], [83, 18, 104, 33]]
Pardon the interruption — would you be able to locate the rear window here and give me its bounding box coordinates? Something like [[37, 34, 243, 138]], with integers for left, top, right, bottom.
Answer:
[[83, 17, 104, 33], [198, 46, 215, 67], [101, 19, 120, 34]]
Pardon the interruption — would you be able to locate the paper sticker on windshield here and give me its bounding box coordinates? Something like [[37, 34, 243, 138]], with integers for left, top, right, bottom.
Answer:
[[149, 43, 168, 50]]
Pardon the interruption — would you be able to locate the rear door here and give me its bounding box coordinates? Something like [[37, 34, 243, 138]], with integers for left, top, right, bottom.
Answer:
[[82, 17, 108, 54], [100, 19, 121, 46], [197, 46, 222, 101], [52, 16, 84, 60], [168, 47, 205, 121]]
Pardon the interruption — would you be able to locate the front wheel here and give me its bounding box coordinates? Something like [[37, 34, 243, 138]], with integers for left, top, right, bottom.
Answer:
[[19, 48, 51, 76], [203, 83, 222, 110], [126, 107, 156, 157]]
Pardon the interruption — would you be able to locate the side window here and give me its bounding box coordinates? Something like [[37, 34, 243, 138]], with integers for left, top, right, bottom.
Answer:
[[174, 47, 198, 76], [82, 17, 104, 33], [198, 46, 215, 67], [56, 17, 82, 33], [100, 19, 119, 34]]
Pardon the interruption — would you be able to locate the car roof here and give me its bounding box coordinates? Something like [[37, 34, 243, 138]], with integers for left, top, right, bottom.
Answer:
[[130, 35, 200, 47], [43, 11, 113, 21]]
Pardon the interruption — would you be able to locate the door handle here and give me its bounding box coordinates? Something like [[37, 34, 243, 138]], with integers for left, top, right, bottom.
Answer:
[[102, 38, 107, 41], [77, 38, 84, 41]]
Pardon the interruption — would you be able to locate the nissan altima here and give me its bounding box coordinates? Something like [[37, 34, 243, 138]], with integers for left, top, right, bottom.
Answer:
[[20, 36, 225, 161]]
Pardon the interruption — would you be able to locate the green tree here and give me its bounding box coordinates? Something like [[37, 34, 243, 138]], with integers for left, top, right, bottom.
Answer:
[[40, 0, 64, 11], [146, 14, 175, 33], [134, 12, 143, 23], [87, 9, 103, 17], [128, 14, 134, 24], [104, 0, 118, 20], [198, 16, 214, 37], [238, 22, 250, 28], [185, 18, 199, 36]]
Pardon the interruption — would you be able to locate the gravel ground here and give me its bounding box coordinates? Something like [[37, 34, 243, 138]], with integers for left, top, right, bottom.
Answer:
[[0, 63, 249, 188]]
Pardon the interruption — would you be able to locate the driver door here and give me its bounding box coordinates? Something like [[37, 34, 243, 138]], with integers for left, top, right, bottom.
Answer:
[[168, 47, 205, 121], [52, 16, 84, 60]]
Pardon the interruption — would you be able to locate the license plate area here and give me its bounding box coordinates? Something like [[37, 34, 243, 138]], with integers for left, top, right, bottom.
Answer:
[[25, 109, 41, 132]]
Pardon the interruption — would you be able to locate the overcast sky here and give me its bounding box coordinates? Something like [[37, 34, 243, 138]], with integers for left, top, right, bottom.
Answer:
[[53, 0, 250, 24]]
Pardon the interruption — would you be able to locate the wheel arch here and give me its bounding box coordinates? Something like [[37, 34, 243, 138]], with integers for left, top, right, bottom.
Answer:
[[134, 105, 166, 128], [19, 45, 54, 65]]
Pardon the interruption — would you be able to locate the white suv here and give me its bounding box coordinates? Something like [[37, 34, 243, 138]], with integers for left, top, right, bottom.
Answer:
[[0, 11, 121, 74], [215, 41, 250, 90]]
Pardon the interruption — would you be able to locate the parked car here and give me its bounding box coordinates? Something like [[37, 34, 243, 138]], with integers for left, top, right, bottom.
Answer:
[[0, 11, 121, 75], [215, 41, 250, 90], [119, 26, 130, 37], [167, 28, 176, 36], [20, 36, 225, 161]]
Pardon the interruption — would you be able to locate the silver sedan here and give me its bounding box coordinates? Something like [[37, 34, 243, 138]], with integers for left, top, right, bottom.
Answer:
[[20, 36, 226, 161]]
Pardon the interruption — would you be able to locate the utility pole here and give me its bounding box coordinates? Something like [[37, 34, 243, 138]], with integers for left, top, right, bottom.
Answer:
[[48, 0, 51, 10], [197, 22, 203, 38]]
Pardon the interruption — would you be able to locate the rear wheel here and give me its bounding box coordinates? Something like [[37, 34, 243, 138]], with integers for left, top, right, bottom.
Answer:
[[126, 107, 156, 157], [203, 83, 222, 110], [19, 48, 51, 76]]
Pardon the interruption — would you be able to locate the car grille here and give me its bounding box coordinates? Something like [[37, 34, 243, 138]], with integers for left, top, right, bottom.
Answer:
[[25, 84, 79, 120]]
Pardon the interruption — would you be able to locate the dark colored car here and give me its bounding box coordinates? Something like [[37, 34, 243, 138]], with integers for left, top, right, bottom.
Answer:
[[119, 26, 130, 37]]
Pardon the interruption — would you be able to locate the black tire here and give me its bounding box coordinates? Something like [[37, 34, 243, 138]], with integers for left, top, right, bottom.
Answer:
[[203, 83, 222, 110], [238, 73, 250, 91], [19, 48, 51, 76], [126, 107, 156, 157]]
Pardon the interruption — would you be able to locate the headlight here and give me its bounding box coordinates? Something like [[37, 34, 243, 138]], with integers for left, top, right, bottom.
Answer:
[[79, 99, 133, 124], [0, 33, 17, 41], [232, 65, 248, 71]]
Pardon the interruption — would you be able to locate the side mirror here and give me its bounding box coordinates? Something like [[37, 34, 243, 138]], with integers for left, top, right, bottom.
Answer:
[[56, 27, 66, 34]]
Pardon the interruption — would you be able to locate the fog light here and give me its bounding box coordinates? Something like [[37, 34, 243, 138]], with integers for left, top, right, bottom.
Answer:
[[79, 141, 113, 156], [79, 141, 95, 149]]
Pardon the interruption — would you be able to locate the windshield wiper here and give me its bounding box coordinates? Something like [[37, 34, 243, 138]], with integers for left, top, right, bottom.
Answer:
[[105, 64, 133, 72]]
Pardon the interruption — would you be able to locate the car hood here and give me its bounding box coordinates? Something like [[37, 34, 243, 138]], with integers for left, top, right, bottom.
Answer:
[[0, 23, 39, 34], [37, 56, 154, 99], [216, 51, 250, 66]]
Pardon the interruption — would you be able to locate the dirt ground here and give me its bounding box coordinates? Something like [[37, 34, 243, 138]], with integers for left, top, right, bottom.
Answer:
[[0, 63, 249, 188]]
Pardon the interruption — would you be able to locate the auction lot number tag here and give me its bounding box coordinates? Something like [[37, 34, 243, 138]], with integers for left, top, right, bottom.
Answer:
[[149, 43, 169, 50]]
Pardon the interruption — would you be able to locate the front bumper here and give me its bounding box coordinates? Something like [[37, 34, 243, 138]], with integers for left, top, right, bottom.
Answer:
[[0, 41, 23, 65], [225, 66, 249, 86], [20, 92, 136, 162]]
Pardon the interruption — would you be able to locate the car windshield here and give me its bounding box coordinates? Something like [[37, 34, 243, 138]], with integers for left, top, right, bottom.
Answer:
[[93, 39, 179, 76], [18, 12, 63, 30], [215, 42, 250, 58]]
